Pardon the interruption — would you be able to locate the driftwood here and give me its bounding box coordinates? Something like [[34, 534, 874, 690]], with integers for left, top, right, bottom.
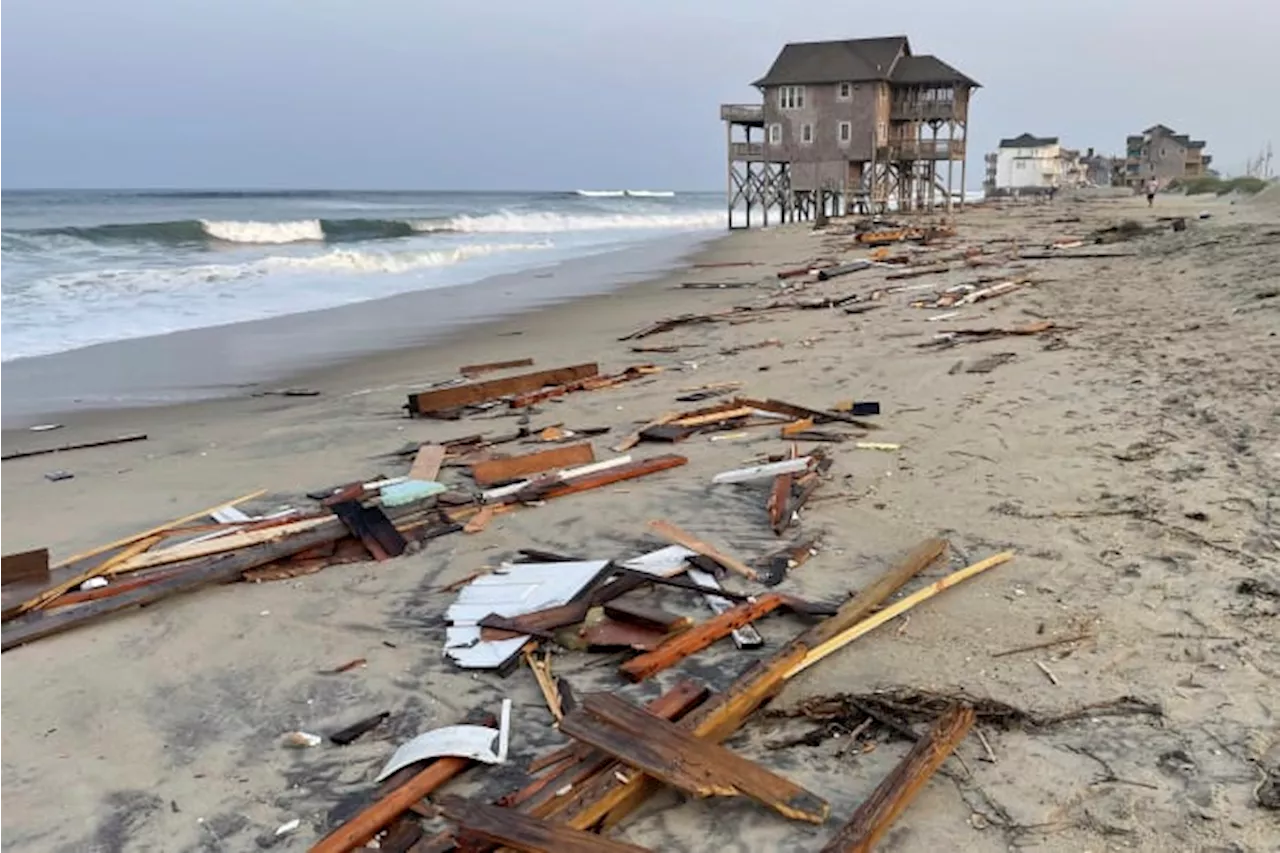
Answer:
[[1, 432, 148, 461], [819, 705, 975, 852], [470, 443, 595, 487]]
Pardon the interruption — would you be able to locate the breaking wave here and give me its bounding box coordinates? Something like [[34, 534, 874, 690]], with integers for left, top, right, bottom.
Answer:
[[11, 209, 719, 246], [27, 242, 550, 295]]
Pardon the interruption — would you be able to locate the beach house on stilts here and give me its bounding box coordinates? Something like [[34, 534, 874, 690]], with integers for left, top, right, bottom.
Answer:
[[720, 35, 979, 228]]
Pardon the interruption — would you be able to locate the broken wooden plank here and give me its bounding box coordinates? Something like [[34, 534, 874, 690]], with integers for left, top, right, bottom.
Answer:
[[671, 406, 757, 428], [330, 711, 391, 746], [2, 520, 350, 651], [735, 397, 879, 429], [612, 412, 678, 453], [407, 363, 598, 415], [471, 443, 596, 488], [581, 617, 669, 651], [408, 444, 446, 481], [819, 705, 975, 852], [2, 549, 49, 586], [646, 520, 758, 582], [618, 594, 786, 682], [460, 358, 535, 377], [330, 501, 406, 561], [437, 795, 653, 853], [541, 539, 949, 831], [479, 602, 590, 637], [512, 455, 687, 503], [560, 693, 828, 823], [685, 566, 764, 649], [1, 432, 148, 461], [603, 600, 692, 634]]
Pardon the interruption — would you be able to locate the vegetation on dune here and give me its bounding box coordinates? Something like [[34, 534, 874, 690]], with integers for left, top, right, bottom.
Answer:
[[1168, 176, 1269, 196]]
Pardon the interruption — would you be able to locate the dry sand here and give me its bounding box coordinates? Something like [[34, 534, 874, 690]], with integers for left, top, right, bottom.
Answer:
[[2, 190, 1278, 852]]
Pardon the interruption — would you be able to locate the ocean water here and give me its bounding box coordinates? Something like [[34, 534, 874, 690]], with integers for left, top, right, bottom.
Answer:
[[1, 189, 723, 362]]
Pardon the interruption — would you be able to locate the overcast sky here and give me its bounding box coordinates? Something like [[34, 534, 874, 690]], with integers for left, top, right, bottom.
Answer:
[[4, 0, 1277, 190]]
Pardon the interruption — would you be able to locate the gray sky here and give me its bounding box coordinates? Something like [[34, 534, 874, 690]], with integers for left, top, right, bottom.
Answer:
[[4, 0, 1277, 190]]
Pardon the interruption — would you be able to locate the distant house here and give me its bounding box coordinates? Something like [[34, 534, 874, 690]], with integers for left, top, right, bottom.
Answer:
[[720, 35, 980, 225], [985, 133, 1063, 195], [1123, 125, 1212, 187]]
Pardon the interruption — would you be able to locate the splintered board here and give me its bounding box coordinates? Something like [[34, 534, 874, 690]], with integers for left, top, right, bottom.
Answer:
[[559, 693, 829, 823], [407, 363, 599, 415]]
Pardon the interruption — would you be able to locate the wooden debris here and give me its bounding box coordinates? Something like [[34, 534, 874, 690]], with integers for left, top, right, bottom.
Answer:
[[885, 264, 950, 280], [512, 454, 687, 503], [479, 601, 591, 639], [437, 795, 653, 852], [524, 541, 947, 833], [613, 413, 678, 453], [816, 261, 871, 280], [736, 397, 879, 429], [686, 567, 764, 649], [580, 617, 669, 652], [330, 711, 391, 746], [464, 506, 497, 534], [560, 693, 829, 823], [331, 502, 406, 561], [619, 314, 718, 341], [407, 363, 599, 415], [767, 448, 799, 533], [3, 519, 350, 651], [323, 657, 368, 675], [991, 631, 1094, 658], [460, 358, 535, 377], [786, 550, 1015, 678], [780, 418, 815, 437], [309, 752, 475, 853], [618, 594, 785, 682], [524, 646, 564, 721], [408, 444, 446, 481], [603, 599, 691, 634], [818, 705, 975, 852], [2, 549, 49, 586], [471, 443, 596, 488], [1, 432, 148, 461], [672, 406, 757, 428], [647, 520, 758, 582]]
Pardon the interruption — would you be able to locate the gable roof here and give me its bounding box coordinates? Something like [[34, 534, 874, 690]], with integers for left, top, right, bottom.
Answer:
[[1143, 124, 1176, 135], [999, 133, 1059, 149], [752, 36, 910, 86], [890, 54, 980, 87]]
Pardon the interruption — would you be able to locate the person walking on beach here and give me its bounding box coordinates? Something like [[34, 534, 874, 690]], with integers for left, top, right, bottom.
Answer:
[[1145, 177, 1159, 207]]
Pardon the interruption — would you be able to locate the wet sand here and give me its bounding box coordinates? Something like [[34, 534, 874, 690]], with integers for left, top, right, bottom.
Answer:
[[2, 190, 1278, 852]]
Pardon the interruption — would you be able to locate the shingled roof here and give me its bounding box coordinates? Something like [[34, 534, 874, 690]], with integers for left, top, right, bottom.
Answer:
[[891, 54, 980, 87], [752, 36, 910, 86], [999, 133, 1059, 148]]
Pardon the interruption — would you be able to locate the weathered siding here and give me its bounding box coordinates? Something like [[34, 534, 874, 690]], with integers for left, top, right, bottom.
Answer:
[[761, 82, 881, 191]]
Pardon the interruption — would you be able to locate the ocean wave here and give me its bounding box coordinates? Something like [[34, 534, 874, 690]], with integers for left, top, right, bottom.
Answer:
[[8, 206, 719, 247], [25, 242, 550, 295], [428, 209, 720, 233], [576, 190, 627, 197]]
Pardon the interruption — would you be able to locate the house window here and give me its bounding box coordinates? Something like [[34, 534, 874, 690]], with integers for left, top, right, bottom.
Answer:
[[778, 85, 805, 110], [768, 123, 782, 145], [800, 123, 813, 144], [838, 121, 851, 145], [837, 82, 852, 100]]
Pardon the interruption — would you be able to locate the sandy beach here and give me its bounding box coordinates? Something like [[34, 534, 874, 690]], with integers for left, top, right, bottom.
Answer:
[[3, 190, 1278, 852]]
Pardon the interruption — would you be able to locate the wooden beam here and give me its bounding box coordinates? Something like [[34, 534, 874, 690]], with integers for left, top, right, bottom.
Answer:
[[1, 432, 148, 461], [514, 455, 687, 503], [436, 795, 652, 853], [2, 520, 349, 652], [646, 520, 758, 582], [612, 412, 678, 453], [560, 694, 828, 823], [471, 443, 595, 488], [407, 363, 599, 415], [602, 600, 692, 634], [408, 444, 446, 481], [618, 594, 786, 682], [309, 758, 473, 853], [819, 705, 975, 852]]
